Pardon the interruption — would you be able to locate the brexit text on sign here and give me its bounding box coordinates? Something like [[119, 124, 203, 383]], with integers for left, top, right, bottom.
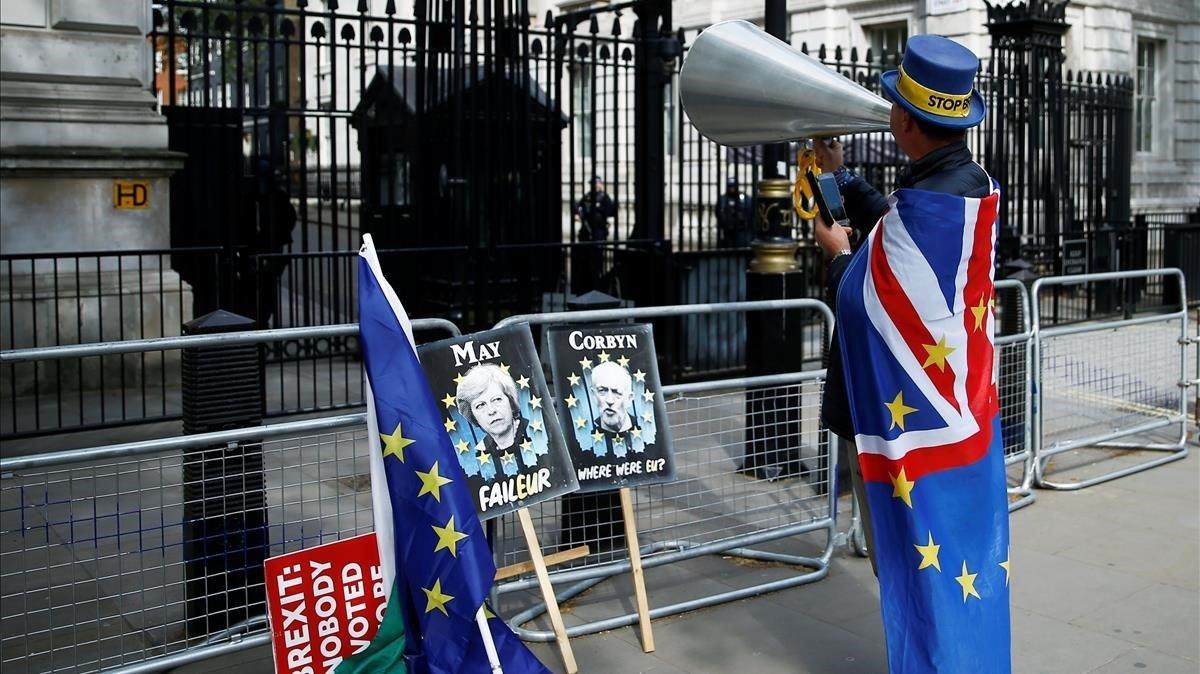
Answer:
[[264, 533, 386, 674]]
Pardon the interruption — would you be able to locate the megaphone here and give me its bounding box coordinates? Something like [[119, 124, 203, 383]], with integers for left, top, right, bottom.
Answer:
[[680, 20, 892, 147]]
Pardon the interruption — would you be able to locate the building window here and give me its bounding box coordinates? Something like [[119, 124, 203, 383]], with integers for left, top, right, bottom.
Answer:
[[1135, 38, 1162, 153], [866, 22, 908, 62], [573, 65, 594, 158]]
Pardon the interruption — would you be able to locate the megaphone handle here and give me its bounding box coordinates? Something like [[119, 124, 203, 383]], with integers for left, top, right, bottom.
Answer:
[[793, 147, 820, 220]]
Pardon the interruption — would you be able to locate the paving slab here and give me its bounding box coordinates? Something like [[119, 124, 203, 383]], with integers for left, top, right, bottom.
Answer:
[[1068, 581, 1200, 662], [1088, 646, 1199, 673]]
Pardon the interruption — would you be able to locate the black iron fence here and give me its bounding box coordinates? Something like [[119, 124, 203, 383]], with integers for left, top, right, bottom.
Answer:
[[0, 248, 222, 438], [1035, 210, 1200, 326], [5, 1, 1184, 441]]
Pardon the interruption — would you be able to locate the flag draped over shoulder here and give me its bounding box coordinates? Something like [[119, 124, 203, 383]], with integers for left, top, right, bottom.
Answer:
[[340, 236, 549, 674], [836, 184, 1011, 673]]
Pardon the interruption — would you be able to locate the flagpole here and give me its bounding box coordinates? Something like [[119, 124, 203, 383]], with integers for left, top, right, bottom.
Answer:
[[475, 607, 504, 674]]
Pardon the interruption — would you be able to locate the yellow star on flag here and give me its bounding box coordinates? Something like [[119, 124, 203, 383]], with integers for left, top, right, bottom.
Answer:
[[565, 394, 579, 408], [631, 427, 642, 439], [598, 351, 611, 363], [999, 556, 1011, 586], [956, 561, 981, 602], [642, 389, 655, 402], [884, 391, 918, 431], [579, 357, 593, 371], [613, 435, 624, 446], [453, 372, 465, 386], [380, 423, 415, 463], [500, 451, 516, 467], [422, 579, 454, 616], [567, 373, 581, 386], [633, 369, 646, 383], [431, 515, 468, 557], [498, 363, 511, 376], [454, 439, 470, 455], [441, 393, 456, 409], [591, 430, 604, 443], [891, 467, 915, 508], [530, 419, 543, 433], [519, 439, 533, 453], [529, 396, 542, 409], [515, 375, 530, 389], [481, 603, 497, 620], [921, 335, 955, 372], [914, 531, 941, 571], [476, 450, 492, 466], [443, 417, 457, 433], [642, 410, 654, 423], [617, 355, 630, 368], [970, 295, 989, 332], [575, 416, 588, 429], [416, 462, 453, 502]]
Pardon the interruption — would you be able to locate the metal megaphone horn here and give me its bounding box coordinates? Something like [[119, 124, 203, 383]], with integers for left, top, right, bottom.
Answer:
[[680, 20, 892, 147]]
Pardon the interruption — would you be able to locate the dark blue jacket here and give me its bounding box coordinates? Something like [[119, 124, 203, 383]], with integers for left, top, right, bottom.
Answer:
[[823, 141, 992, 440]]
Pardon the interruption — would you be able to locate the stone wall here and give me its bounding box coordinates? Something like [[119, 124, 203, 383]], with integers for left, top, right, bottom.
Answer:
[[1, 0, 189, 398]]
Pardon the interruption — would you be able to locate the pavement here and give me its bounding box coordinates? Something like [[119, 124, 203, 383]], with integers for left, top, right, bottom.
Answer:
[[180, 434, 1199, 674]]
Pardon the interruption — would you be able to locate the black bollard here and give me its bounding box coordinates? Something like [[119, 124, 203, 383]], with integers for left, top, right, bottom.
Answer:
[[741, 178, 806, 480], [557, 291, 626, 552], [181, 310, 267, 637]]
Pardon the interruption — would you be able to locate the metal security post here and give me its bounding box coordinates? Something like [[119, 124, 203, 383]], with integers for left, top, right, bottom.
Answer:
[[181, 310, 268, 637], [743, 180, 807, 478]]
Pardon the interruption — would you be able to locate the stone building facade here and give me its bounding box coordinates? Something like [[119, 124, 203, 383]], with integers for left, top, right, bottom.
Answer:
[[0, 1, 188, 384]]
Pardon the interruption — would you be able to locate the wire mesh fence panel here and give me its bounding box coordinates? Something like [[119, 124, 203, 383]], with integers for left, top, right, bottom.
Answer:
[[0, 428, 373, 674], [1037, 318, 1185, 453], [994, 280, 1032, 475], [493, 379, 832, 577]]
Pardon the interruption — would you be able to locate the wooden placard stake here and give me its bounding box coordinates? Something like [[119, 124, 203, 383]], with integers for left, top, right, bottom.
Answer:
[[495, 545, 590, 582], [516, 507, 578, 674], [619, 487, 655, 653]]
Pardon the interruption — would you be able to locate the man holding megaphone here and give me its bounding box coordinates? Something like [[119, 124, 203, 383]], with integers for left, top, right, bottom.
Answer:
[[812, 35, 1014, 673]]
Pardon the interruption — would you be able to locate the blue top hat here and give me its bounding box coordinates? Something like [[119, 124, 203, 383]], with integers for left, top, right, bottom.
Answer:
[[879, 35, 986, 130]]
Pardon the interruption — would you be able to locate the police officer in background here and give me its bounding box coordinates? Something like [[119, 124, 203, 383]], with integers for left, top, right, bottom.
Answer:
[[715, 176, 753, 247], [575, 175, 617, 243], [810, 34, 993, 572], [572, 175, 617, 294]]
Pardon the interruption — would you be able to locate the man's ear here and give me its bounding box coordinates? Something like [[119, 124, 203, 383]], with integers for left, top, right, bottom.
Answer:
[[898, 107, 917, 134]]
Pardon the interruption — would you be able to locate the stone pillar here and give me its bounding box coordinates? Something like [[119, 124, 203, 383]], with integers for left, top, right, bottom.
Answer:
[[0, 2, 187, 389]]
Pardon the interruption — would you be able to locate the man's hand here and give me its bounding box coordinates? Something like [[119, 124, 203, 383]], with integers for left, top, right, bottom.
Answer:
[[812, 138, 844, 172], [812, 210, 853, 260]]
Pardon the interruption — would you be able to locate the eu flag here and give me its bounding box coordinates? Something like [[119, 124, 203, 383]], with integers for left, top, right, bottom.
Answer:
[[343, 236, 549, 674], [836, 185, 1012, 672]]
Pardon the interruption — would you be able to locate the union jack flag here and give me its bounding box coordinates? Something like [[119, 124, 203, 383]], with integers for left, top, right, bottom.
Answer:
[[836, 182, 1012, 673]]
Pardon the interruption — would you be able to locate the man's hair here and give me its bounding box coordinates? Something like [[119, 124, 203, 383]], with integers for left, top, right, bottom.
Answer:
[[456, 364, 520, 425], [914, 116, 967, 143], [590, 361, 632, 395]]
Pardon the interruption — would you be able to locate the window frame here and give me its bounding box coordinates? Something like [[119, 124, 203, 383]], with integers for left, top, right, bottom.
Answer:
[[1134, 36, 1165, 155]]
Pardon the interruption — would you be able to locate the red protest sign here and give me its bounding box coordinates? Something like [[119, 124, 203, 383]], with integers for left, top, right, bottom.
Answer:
[[264, 533, 387, 674]]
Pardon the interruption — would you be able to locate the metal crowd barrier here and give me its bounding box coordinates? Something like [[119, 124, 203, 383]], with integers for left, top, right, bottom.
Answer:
[[995, 279, 1036, 512], [1031, 268, 1191, 490], [490, 299, 839, 641], [0, 319, 460, 674], [9, 276, 1193, 672]]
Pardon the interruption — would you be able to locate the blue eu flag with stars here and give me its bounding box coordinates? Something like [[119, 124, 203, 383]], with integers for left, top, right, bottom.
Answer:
[[347, 237, 550, 674]]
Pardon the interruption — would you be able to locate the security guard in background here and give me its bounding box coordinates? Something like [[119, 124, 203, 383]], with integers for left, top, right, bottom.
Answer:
[[715, 176, 753, 247]]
